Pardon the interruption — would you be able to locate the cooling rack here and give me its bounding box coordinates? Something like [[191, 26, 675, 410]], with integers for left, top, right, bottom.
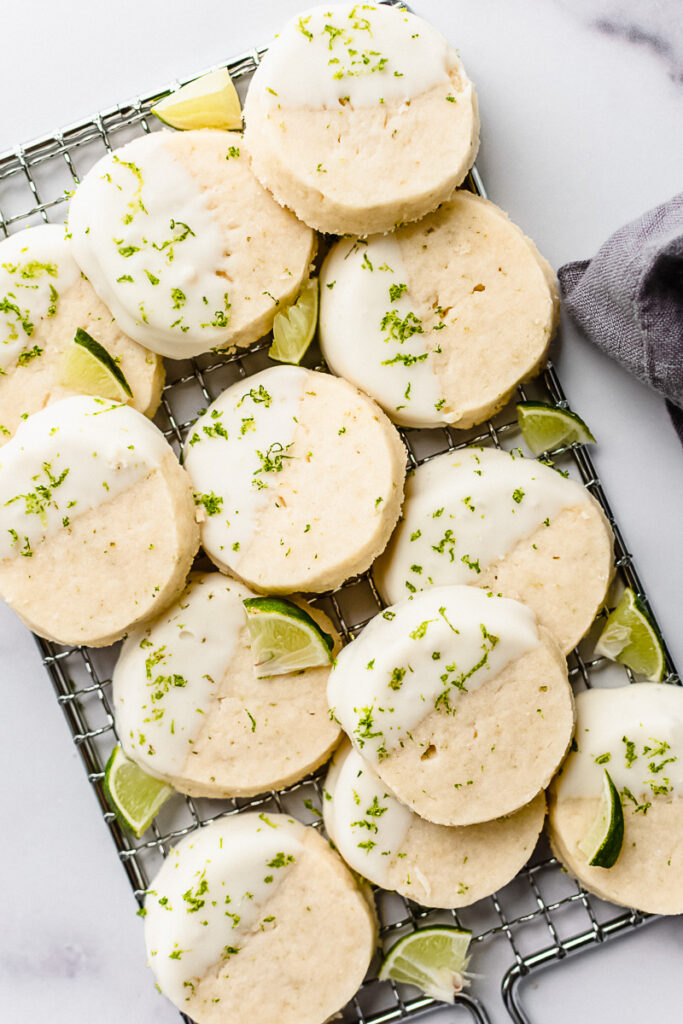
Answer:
[[1, 13, 680, 1024]]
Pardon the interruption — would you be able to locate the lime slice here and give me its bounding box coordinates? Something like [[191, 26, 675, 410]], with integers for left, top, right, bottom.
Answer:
[[517, 401, 596, 456], [269, 278, 319, 365], [243, 596, 333, 678], [578, 769, 624, 868], [151, 69, 242, 130], [378, 927, 472, 1003], [594, 587, 666, 681], [103, 745, 173, 838], [60, 328, 133, 402]]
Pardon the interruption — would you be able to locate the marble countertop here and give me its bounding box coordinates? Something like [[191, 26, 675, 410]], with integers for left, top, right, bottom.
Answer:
[[1, 2, 681, 1022]]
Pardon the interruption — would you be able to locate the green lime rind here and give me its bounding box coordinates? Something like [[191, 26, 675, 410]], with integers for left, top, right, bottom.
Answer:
[[103, 745, 174, 838], [243, 596, 334, 678], [151, 69, 242, 131], [517, 401, 596, 456], [378, 926, 472, 1003], [269, 278, 319, 365], [594, 587, 666, 682], [578, 769, 624, 869], [73, 327, 133, 397]]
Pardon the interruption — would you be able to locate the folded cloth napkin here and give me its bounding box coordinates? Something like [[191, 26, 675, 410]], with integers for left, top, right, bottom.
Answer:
[[558, 193, 683, 443]]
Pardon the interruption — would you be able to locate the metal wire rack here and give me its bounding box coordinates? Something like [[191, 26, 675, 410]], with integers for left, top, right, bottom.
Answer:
[[1, 19, 680, 1024]]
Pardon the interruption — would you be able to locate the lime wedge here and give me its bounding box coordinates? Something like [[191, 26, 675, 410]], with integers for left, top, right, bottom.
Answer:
[[594, 587, 666, 681], [151, 69, 242, 130], [103, 745, 173, 838], [517, 401, 596, 456], [269, 278, 319, 365], [60, 328, 133, 402], [578, 769, 624, 868], [243, 596, 333, 678], [378, 927, 472, 1003]]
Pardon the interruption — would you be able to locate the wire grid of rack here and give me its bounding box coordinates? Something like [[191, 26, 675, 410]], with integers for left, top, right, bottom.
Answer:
[[1, 23, 680, 1024]]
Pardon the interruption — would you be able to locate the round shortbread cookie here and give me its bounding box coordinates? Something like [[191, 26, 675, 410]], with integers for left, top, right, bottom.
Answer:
[[328, 585, 573, 826], [319, 192, 558, 428], [182, 365, 406, 593], [68, 130, 315, 358], [243, 3, 479, 236], [324, 741, 546, 907], [0, 225, 163, 443], [114, 572, 341, 797], [548, 684, 683, 915], [145, 813, 377, 1024], [0, 396, 199, 646], [375, 447, 614, 653]]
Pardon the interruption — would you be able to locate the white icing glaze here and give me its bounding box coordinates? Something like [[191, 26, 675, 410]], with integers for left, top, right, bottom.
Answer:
[[376, 447, 594, 604], [556, 684, 683, 805], [253, 3, 452, 109], [0, 225, 79, 373], [0, 395, 172, 561], [320, 236, 445, 426], [114, 573, 253, 777], [327, 585, 540, 764], [324, 743, 412, 888], [145, 813, 302, 1007], [69, 132, 231, 358], [182, 366, 305, 561]]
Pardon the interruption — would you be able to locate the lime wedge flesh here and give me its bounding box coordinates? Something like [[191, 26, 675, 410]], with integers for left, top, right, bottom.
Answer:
[[60, 328, 133, 402], [103, 745, 173, 838], [517, 401, 596, 456], [594, 587, 666, 681], [378, 927, 472, 1003], [243, 596, 333, 678], [578, 769, 624, 868], [269, 278, 319, 365], [151, 68, 242, 130]]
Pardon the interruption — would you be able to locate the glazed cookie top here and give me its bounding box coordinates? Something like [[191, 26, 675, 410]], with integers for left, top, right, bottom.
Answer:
[[553, 683, 683, 807], [376, 447, 595, 599], [252, 3, 454, 109], [114, 572, 341, 797], [182, 365, 406, 593], [328, 585, 541, 766], [319, 193, 558, 428], [0, 395, 172, 562], [244, 4, 478, 235], [0, 224, 79, 376], [69, 131, 314, 358]]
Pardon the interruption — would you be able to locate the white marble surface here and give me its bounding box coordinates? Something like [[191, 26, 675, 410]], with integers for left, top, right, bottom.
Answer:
[[0, 2, 681, 1023]]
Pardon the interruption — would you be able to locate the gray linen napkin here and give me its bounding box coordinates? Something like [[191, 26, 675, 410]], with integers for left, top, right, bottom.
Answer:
[[558, 193, 683, 442]]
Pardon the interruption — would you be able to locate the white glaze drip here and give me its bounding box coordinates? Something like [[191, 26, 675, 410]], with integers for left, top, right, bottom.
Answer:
[[557, 684, 683, 806], [320, 236, 444, 426], [327, 585, 540, 764], [376, 447, 594, 604], [0, 225, 79, 373], [0, 395, 171, 561], [182, 365, 306, 560], [115, 573, 254, 776], [145, 814, 302, 1006], [253, 3, 452, 109], [69, 132, 231, 358], [324, 743, 412, 888]]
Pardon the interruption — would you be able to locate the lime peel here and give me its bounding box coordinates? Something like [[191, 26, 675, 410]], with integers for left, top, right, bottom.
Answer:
[[60, 327, 133, 401], [269, 278, 319, 365], [378, 926, 472, 1003], [578, 769, 624, 868], [103, 745, 173, 838], [243, 596, 333, 678], [517, 401, 596, 456], [594, 587, 666, 681], [151, 69, 242, 131]]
